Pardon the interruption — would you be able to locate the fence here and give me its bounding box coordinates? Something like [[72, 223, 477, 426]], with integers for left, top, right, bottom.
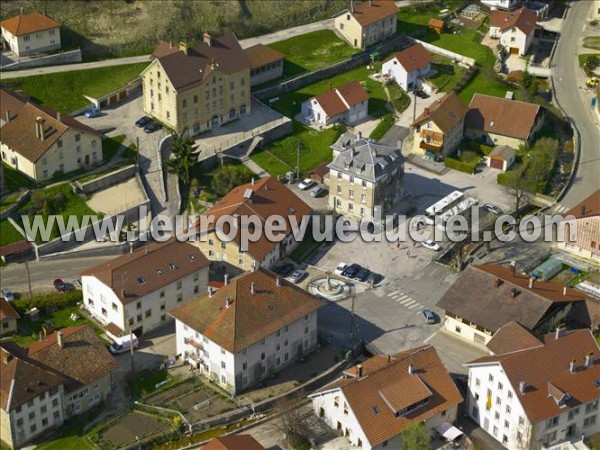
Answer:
[[74, 165, 137, 195], [1, 49, 82, 71], [412, 38, 476, 67]]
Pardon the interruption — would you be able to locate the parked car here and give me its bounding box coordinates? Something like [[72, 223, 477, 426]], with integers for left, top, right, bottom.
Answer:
[[367, 272, 384, 287], [342, 263, 361, 278], [0, 289, 14, 302], [273, 264, 295, 277], [483, 203, 503, 215], [422, 309, 436, 324], [415, 90, 429, 99], [334, 263, 347, 276], [143, 122, 161, 133], [53, 279, 67, 293], [310, 185, 326, 197], [135, 116, 152, 127], [287, 269, 307, 284], [421, 240, 441, 251], [354, 268, 371, 283], [298, 178, 315, 190], [109, 334, 139, 355], [84, 107, 101, 118]]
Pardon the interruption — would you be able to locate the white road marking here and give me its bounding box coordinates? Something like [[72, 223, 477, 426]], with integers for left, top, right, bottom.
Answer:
[[388, 290, 400, 297], [399, 298, 413, 305], [402, 299, 416, 307], [398, 294, 410, 301], [407, 304, 421, 310], [424, 329, 440, 344]]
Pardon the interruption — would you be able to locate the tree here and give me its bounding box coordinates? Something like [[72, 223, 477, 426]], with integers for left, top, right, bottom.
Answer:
[[527, 137, 559, 192], [402, 423, 431, 450], [274, 398, 311, 449], [166, 129, 196, 186], [503, 170, 534, 214], [210, 165, 254, 197]]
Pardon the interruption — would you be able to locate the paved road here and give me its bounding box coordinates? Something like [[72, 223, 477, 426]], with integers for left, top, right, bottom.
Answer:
[[552, 0, 600, 209]]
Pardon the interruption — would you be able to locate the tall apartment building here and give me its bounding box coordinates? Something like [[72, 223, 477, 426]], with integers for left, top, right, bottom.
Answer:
[[81, 239, 210, 337], [327, 131, 404, 220], [0, 11, 61, 57], [334, 1, 399, 49], [142, 33, 251, 135], [170, 268, 324, 395], [465, 329, 600, 450]]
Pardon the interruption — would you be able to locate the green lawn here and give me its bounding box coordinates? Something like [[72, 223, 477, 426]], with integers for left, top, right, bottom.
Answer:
[[38, 435, 95, 450], [268, 30, 357, 77], [370, 113, 395, 140], [102, 134, 127, 163], [130, 370, 177, 399], [0, 219, 25, 247], [457, 68, 510, 104], [0, 191, 22, 212], [7, 63, 148, 113], [429, 55, 468, 92], [1, 162, 35, 192], [386, 82, 411, 113], [578, 53, 600, 76]]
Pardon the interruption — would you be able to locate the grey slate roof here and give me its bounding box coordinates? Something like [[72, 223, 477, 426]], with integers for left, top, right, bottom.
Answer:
[[328, 132, 403, 183]]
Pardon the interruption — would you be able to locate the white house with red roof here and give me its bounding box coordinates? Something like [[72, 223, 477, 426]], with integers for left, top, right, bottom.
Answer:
[[0, 11, 61, 57], [489, 7, 537, 56], [300, 81, 369, 127], [382, 43, 433, 92]]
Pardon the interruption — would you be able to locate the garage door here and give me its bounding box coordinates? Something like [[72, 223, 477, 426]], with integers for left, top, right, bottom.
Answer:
[[490, 156, 504, 170], [510, 47, 519, 55]]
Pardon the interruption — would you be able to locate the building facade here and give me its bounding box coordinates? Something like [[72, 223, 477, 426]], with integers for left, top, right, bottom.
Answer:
[[245, 44, 284, 87], [558, 190, 600, 264], [0, 11, 61, 57], [481, 0, 522, 10], [81, 239, 210, 337], [170, 268, 324, 395], [0, 94, 100, 182], [0, 298, 19, 337], [300, 81, 369, 127], [489, 7, 537, 56], [465, 329, 600, 450], [382, 43, 432, 92], [411, 92, 468, 157], [142, 34, 251, 135], [327, 131, 404, 220], [334, 1, 399, 49]]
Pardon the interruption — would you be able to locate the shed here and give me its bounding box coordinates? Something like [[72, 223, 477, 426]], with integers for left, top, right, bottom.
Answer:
[[531, 257, 564, 281], [487, 145, 516, 172], [428, 18, 445, 34], [309, 162, 330, 184]]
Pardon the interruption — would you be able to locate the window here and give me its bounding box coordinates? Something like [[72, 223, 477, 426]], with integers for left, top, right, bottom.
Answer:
[[75, 133, 81, 142], [475, 378, 481, 387], [261, 352, 265, 360], [284, 325, 289, 332], [221, 242, 226, 249], [182, 99, 187, 108], [243, 362, 247, 370], [546, 416, 559, 429], [177, 293, 183, 302], [362, 180, 367, 188], [137, 314, 142, 322], [57, 139, 63, 148], [586, 399, 599, 413], [193, 272, 199, 281], [493, 426, 498, 436], [29, 412, 35, 420], [519, 416, 525, 426], [507, 391, 513, 400], [585, 415, 597, 428], [304, 340, 309, 349], [221, 375, 227, 384], [160, 304, 165, 311], [349, 176, 354, 183], [284, 339, 288, 347], [242, 348, 247, 356], [52, 398, 59, 407], [489, 374, 494, 383], [284, 352, 289, 361], [221, 361, 226, 369], [41, 405, 47, 413], [498, 382, 503, 390], [30, 424, 37, 433], [276, 357, 281, 366], [504, 420, 509, 429], [496, 397, 501, 406], [136, 302, 142, 310], [495, 411, 500, 420], [101, 308, 107, 316], [112, 302, 118, 311], [145, 309, 152, 318], [568, 407, 580, 420], [17, 418, 23, 426], [177, 280, 182, 290], [506, 405, 511, 415]]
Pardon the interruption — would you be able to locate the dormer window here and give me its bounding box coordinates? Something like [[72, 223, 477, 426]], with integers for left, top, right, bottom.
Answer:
[[137, 276, 145, 285], [168, 263, 177, 270], [156, 269, 163, 276]]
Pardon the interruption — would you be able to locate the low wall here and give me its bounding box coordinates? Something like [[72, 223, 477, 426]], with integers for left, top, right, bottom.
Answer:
[[38, 241, 134, 261], [412, 38, 476, 67], [1, 49, 82, 71], [0, 189, 30, 221], [74, 165, 137, 195]]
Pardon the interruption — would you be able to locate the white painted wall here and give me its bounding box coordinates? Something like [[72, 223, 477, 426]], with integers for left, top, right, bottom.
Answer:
[[382, 58, 431, 92], [499, 27, 533, 56], [481, 0, 521, 10], [1, 26, 61, 56]]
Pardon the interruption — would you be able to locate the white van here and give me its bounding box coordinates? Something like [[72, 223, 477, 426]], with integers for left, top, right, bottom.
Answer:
[[109, 334, 139, 354]]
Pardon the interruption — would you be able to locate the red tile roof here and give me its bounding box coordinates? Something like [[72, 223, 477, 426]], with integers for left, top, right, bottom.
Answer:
[[412, 92, 468, 133], [0, 298, 20, 321], [312, 345, 462, 447], [313, 81, 369, 118], [203, 435, 266, 450], [81, 239, 209, 304], [0, 240, 32, 258], [565, 189, 600, 219], [348, 1, 400, 27], [486, 321, 541, 355], [467, 329, 600, 423], [466, 93, 541, 140], [0, 89, 29, 123], [391, 43, 432, 73], [170, 268, 324, 353], [490, 7, 537, 35], [196, 177, 312, 262], [244, 44, 284, 70], [0, 11, 60, 36]]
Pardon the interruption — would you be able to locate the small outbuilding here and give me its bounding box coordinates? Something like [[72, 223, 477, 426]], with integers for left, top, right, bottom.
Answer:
[[487, 145, 516, 172], [428, 18, 445, 34]]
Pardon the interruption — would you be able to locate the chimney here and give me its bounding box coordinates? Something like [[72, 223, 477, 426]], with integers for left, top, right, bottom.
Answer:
[[121, 289, 126, 299], [250, 282, 255, 294], [585, 352, 594, 367], [563, 286, 568, 296], [276, 276, 281, 287], [203, 32, 212, 46], [408, 363, 414, 375], [528, 278, 534, 289], [424, 107, 430, 116], [57, 331, 64, 349], [179, 42, 188, 56], [38, 331, 43, 341], [5, 109, 10, 123], [35, 117, 43, 140], [519, 381, 526, 394], [555, 324, 565, 339], [494, 278, 502, 288], [208, 287, 213, 298], [251, 177, 255, 185], [225, 297, 233, 308], [511, 260, 517, 276], [56, 111, 61, 122], [20, 7, 24, 15], [224, 274, 228, 286], [357, 364, 363, 378], [581, 205, 586, 216], [387, 354, 391, 364], [569, 359, 576, 374]]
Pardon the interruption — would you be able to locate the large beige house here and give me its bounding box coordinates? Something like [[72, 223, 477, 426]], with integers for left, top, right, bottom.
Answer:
[[327, 131, 404, 220], [558, 190, 600, 264], [142, 33, 251, 135], [1, 326, 117, 449], [411, 92, 468, 157], [465, 93, 543, 148], [0, 91, 101, 182], [0, 11, 60, 57], [334, 0, 399, 49], [195, 177, 312, 272]]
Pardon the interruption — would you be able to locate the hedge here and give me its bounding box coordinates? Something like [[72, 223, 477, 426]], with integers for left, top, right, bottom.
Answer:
[[444, 156, 479, 174], [14, 290, 82, 313]]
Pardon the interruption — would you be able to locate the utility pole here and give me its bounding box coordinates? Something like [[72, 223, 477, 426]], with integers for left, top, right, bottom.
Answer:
[[25, 260, 33, 299]]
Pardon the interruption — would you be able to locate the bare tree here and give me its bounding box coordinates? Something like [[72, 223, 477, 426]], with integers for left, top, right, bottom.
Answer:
[[274, 398, 311, 449], [503, 170, 534, 214]]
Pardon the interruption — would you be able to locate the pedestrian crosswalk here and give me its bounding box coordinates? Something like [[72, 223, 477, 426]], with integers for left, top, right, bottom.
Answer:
[[386, 291, 426, 314], [549, 203, 570, 215]]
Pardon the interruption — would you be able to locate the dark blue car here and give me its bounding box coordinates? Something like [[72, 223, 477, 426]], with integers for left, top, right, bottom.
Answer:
[[135, 116, 152, 127]]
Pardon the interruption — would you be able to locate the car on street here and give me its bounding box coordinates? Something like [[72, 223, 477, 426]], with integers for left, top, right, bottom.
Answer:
[[421, 240, 442, 251], [53, 279, 68, 293], [298, 178, 315, 190], [342, 263, 361, 278], [415, 90, 429, 99], [310, 185, 326, 197], [334, 263, 347, 276], [483, 203, 503, 215], [144, 122, 161, 133], [367, 272, 384, 287], [273, 263, 295, 277], [287, 269, 307, 284], [84, 107, 101, 118], [422, 309, 436, 324], [354, 268, 371, 282], [0, 289, 14, 301], [135, 116, 152, 127]]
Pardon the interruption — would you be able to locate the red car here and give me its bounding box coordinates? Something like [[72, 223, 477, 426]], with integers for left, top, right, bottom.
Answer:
[[53, 279, 67, 293]]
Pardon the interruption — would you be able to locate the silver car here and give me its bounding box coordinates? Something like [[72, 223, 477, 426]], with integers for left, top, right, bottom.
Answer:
[[287, 269, 307, 283]]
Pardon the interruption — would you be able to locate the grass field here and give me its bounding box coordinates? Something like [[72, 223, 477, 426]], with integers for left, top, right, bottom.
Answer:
[[583, 36, 600, 51], [130, 370, 177, 399], [369, 114, 395, 140], [102, 134, 127, 163], [578, 53, 600, 76], [1, 162, 35, 192], [268, 30, 357, 78], [429, 55, 469, 91], [0, 191, 21, 212], [0, 219, 25, 247], [6, 63, 148, 113]]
